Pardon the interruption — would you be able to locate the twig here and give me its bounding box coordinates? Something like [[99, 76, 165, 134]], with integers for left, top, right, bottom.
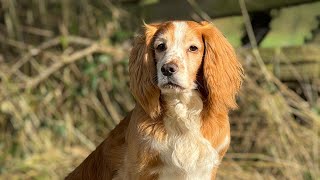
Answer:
[[8, 37, 61, 78], [24, 43, 99, 89], [73, 128, 96, 151], [21, 25, 54, 37], [99, 84, 121, 124], [8, 36, 95, 78], [239, 0, 272, 82], [187, 0, 212, 21], [23, 42, 125, 89], [89, 93, 115, 129]]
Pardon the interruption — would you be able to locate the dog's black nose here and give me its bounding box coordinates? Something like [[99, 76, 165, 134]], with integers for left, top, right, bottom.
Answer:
[[161, 63, 178, 76]]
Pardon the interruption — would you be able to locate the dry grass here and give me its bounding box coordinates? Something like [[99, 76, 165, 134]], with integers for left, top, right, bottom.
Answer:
[[0, 1, 319, 179]]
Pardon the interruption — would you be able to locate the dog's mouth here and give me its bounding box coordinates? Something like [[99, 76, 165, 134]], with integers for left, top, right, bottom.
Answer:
[[160, 82, 186, 92], [162, 82, 182, 89]]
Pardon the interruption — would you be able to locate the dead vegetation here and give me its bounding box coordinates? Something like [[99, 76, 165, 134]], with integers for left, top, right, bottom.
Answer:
[[0, 0, 319, 179]]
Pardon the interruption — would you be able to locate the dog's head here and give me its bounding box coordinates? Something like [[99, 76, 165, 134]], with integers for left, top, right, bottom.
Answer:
[[129, 21, 243, 119]]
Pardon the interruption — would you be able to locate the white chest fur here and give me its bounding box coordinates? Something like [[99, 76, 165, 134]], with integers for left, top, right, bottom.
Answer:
[[156, 91, 219, 180]]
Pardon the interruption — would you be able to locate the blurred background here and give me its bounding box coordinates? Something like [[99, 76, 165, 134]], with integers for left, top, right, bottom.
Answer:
[[0, 0, 319, 179]]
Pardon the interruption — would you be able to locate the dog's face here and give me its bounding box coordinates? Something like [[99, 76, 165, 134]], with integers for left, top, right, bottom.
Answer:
[[152, 22, 204, 94], [129, 21, 243, 119]]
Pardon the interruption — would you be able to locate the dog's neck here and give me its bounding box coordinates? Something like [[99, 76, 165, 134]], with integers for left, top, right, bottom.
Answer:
[[157, 90, 218, 179], [161, 90, 203, 134]]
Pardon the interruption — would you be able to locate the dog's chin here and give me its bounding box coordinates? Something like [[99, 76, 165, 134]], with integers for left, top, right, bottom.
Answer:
[[159, 82, 188, 94]]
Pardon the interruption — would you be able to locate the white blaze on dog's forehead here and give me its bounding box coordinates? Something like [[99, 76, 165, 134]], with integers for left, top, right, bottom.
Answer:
[[173, 22, 188, 55]]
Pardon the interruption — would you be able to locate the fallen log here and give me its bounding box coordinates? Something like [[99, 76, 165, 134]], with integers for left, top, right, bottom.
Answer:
[[138, 0, 319, 22], [238, 44, 320, 80]]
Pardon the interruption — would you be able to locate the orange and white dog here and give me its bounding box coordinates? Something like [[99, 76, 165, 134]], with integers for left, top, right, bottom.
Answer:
[[66, 21, 243, 180]]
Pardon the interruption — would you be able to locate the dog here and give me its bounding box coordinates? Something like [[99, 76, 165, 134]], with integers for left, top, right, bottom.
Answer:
[[66, 21, 243, 180]]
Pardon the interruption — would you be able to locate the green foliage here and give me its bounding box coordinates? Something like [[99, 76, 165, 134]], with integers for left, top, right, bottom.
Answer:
[[261, 2, 320, 47], [214, 16, 244, 47], [111, 30, 133, 43]]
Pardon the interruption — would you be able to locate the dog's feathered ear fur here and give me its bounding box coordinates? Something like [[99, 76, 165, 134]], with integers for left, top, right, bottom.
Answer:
[[200, 21, 244, 114], [129, 23, 161, 119]]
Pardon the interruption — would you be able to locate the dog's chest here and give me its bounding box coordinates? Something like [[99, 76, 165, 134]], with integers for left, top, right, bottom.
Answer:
[[158, 129, 218, 180], [155, 95, 219, 180]]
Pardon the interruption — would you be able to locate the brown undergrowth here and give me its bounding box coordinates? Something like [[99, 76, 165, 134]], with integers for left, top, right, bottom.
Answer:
[[0, 1, 319, 179]]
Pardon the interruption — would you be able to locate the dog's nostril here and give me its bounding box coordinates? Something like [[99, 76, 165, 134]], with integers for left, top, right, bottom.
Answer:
[[161, 67, 166, 73], [161, 63, 178, 76], [169, 67, 175, 73]]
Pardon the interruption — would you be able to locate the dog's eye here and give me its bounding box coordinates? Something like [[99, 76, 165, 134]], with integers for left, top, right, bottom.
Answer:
[[156, 43, 166, 52], [189, 46, 198, 52], [189, 45, 198, 52]]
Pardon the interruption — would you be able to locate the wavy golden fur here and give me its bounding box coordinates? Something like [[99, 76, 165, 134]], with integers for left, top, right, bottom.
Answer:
[[66, 21, 243, 180]]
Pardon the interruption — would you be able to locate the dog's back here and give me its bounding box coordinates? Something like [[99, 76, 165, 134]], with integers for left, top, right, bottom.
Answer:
[[65, 112, 131, 180]]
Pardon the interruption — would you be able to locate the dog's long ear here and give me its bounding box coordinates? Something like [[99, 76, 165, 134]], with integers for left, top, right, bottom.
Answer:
[[129, 23, 161, 119], [200, 21, 243, 113]]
